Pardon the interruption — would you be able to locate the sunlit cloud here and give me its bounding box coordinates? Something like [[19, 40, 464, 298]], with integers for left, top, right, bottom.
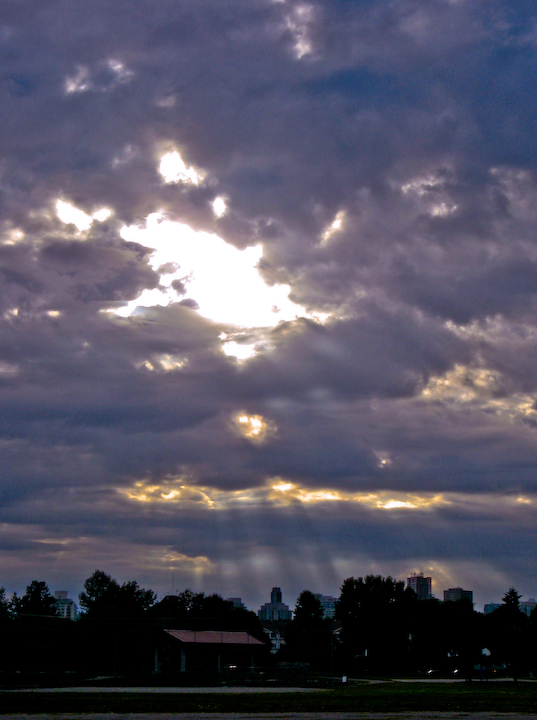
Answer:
[[120, 480, 216, 508], [212, 197, 227, 217], [159, 151, 206, 185], [382, 500, 416, 510], [161, 551, 214, 573], [400, 170, 458, 217], [401, 172, 446, 196], [118, 476, 452, 513], [421, 363, 537, 424], [92, 207, 112, 222], [233, 412, 277, 443], [56, 200, 93, 232], [56, 200, 112, 233], [135, 354, 189, 373], [1, 228, 24, 245], [221, 340, 259, 361], [374, 450, 392, 469], [320, 210, 345, 245], [430, 202, 458, 217], [447, 316, 537, 344], [64, 59, 133, 96], [0, 525, 214, 590], [266, 481, 448, 510], [283, 4, 315, 58], [65, 65, 91, 94], [106, 58, 133, 85], [113, 213, 318, 336]]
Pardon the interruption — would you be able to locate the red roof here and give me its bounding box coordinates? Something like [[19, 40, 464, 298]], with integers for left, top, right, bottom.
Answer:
[[165, 629, 265, 646]]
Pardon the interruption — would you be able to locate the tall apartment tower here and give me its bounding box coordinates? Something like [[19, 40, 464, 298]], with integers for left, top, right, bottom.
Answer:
[[314, 593, 337, 618], [407, 572, 432, 600], [54, 590, 77, 620], [258, 587, 292, 621]]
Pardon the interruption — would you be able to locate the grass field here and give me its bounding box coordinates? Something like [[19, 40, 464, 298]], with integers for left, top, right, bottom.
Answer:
[[2, 682, 537, 714]]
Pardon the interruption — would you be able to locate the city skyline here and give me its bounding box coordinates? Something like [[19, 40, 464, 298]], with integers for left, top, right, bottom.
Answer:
[[1, 572, 527, 616], [2, 1, 537, 612]]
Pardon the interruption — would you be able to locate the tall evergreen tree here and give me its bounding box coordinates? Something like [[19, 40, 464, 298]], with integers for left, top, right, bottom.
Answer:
[[12, 581, 57, 617]]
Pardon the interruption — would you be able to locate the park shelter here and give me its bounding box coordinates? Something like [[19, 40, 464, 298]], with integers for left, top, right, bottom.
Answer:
[[156, 628, 267, 674]]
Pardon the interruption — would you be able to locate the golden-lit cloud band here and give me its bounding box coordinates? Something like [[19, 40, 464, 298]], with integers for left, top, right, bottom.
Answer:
[[117, 476, 537, 517]]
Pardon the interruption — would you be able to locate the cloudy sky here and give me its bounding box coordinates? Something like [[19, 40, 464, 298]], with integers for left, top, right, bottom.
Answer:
[[2, 0, 537, 612]]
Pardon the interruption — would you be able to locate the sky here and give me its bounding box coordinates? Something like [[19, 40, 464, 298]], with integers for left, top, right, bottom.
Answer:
[[1, 0, 537, 613]]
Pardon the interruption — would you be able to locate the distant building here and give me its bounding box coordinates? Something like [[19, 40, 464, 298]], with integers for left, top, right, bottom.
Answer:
[[444, 587, 473, 604], [258, 587, 292, 622], [263, 626, 286, 654], [484, 598, 537, 616], [226, 597, 246, 610], [54, 590, 77, 620], [407, 573, 432, 600], [520, 598, 536, 617], [314, 593, 337, 619]]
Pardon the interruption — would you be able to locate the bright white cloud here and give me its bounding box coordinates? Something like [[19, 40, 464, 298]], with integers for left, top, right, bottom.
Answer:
[[221, 340, 259, 361], [159, 151, 206, 185], [116, 213, 314, 331], [212, 197, 227, 217], [92, 208, 112, 222], [56, 200, 112, 232], [56, 200, 93, 232]]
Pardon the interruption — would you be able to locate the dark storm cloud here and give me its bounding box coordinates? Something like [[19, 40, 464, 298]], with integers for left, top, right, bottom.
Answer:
[[2, 0, 537, 607]]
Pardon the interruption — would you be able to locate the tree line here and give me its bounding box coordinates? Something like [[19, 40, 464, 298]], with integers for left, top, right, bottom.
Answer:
[[1, 572, 536, 679], [281, 579, 535, 678]]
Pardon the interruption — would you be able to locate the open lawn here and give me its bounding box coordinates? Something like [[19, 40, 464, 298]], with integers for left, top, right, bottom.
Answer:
[[1, 682, 537, 715]]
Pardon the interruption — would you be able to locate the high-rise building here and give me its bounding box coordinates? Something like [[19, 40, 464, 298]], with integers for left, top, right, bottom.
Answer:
[[226, 597, 246, 610], [314, 593, 337, 618], [443, 587, 473, 604], [407, 573, 432, 600], [54, 590, 77, 620], [258, 587, 292, 621]]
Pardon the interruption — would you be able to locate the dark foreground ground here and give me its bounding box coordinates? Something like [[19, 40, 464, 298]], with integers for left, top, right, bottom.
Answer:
[[2, 681, 537, 716], [2, 714, 537, 720]]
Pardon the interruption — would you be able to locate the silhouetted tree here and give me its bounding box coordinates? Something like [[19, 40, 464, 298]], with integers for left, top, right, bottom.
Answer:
[[336, 575, 416, 675], [485, 588, 529, 679], [79, 570, 155, 618], [76, 571, 156, 676], [294, 590, 325, 625], [0, 587, 11, 620], [11, 580, 57, 616], [284, 590, 332, 669], [149, 590, 265, 638], [503, 587, 522, 609]]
